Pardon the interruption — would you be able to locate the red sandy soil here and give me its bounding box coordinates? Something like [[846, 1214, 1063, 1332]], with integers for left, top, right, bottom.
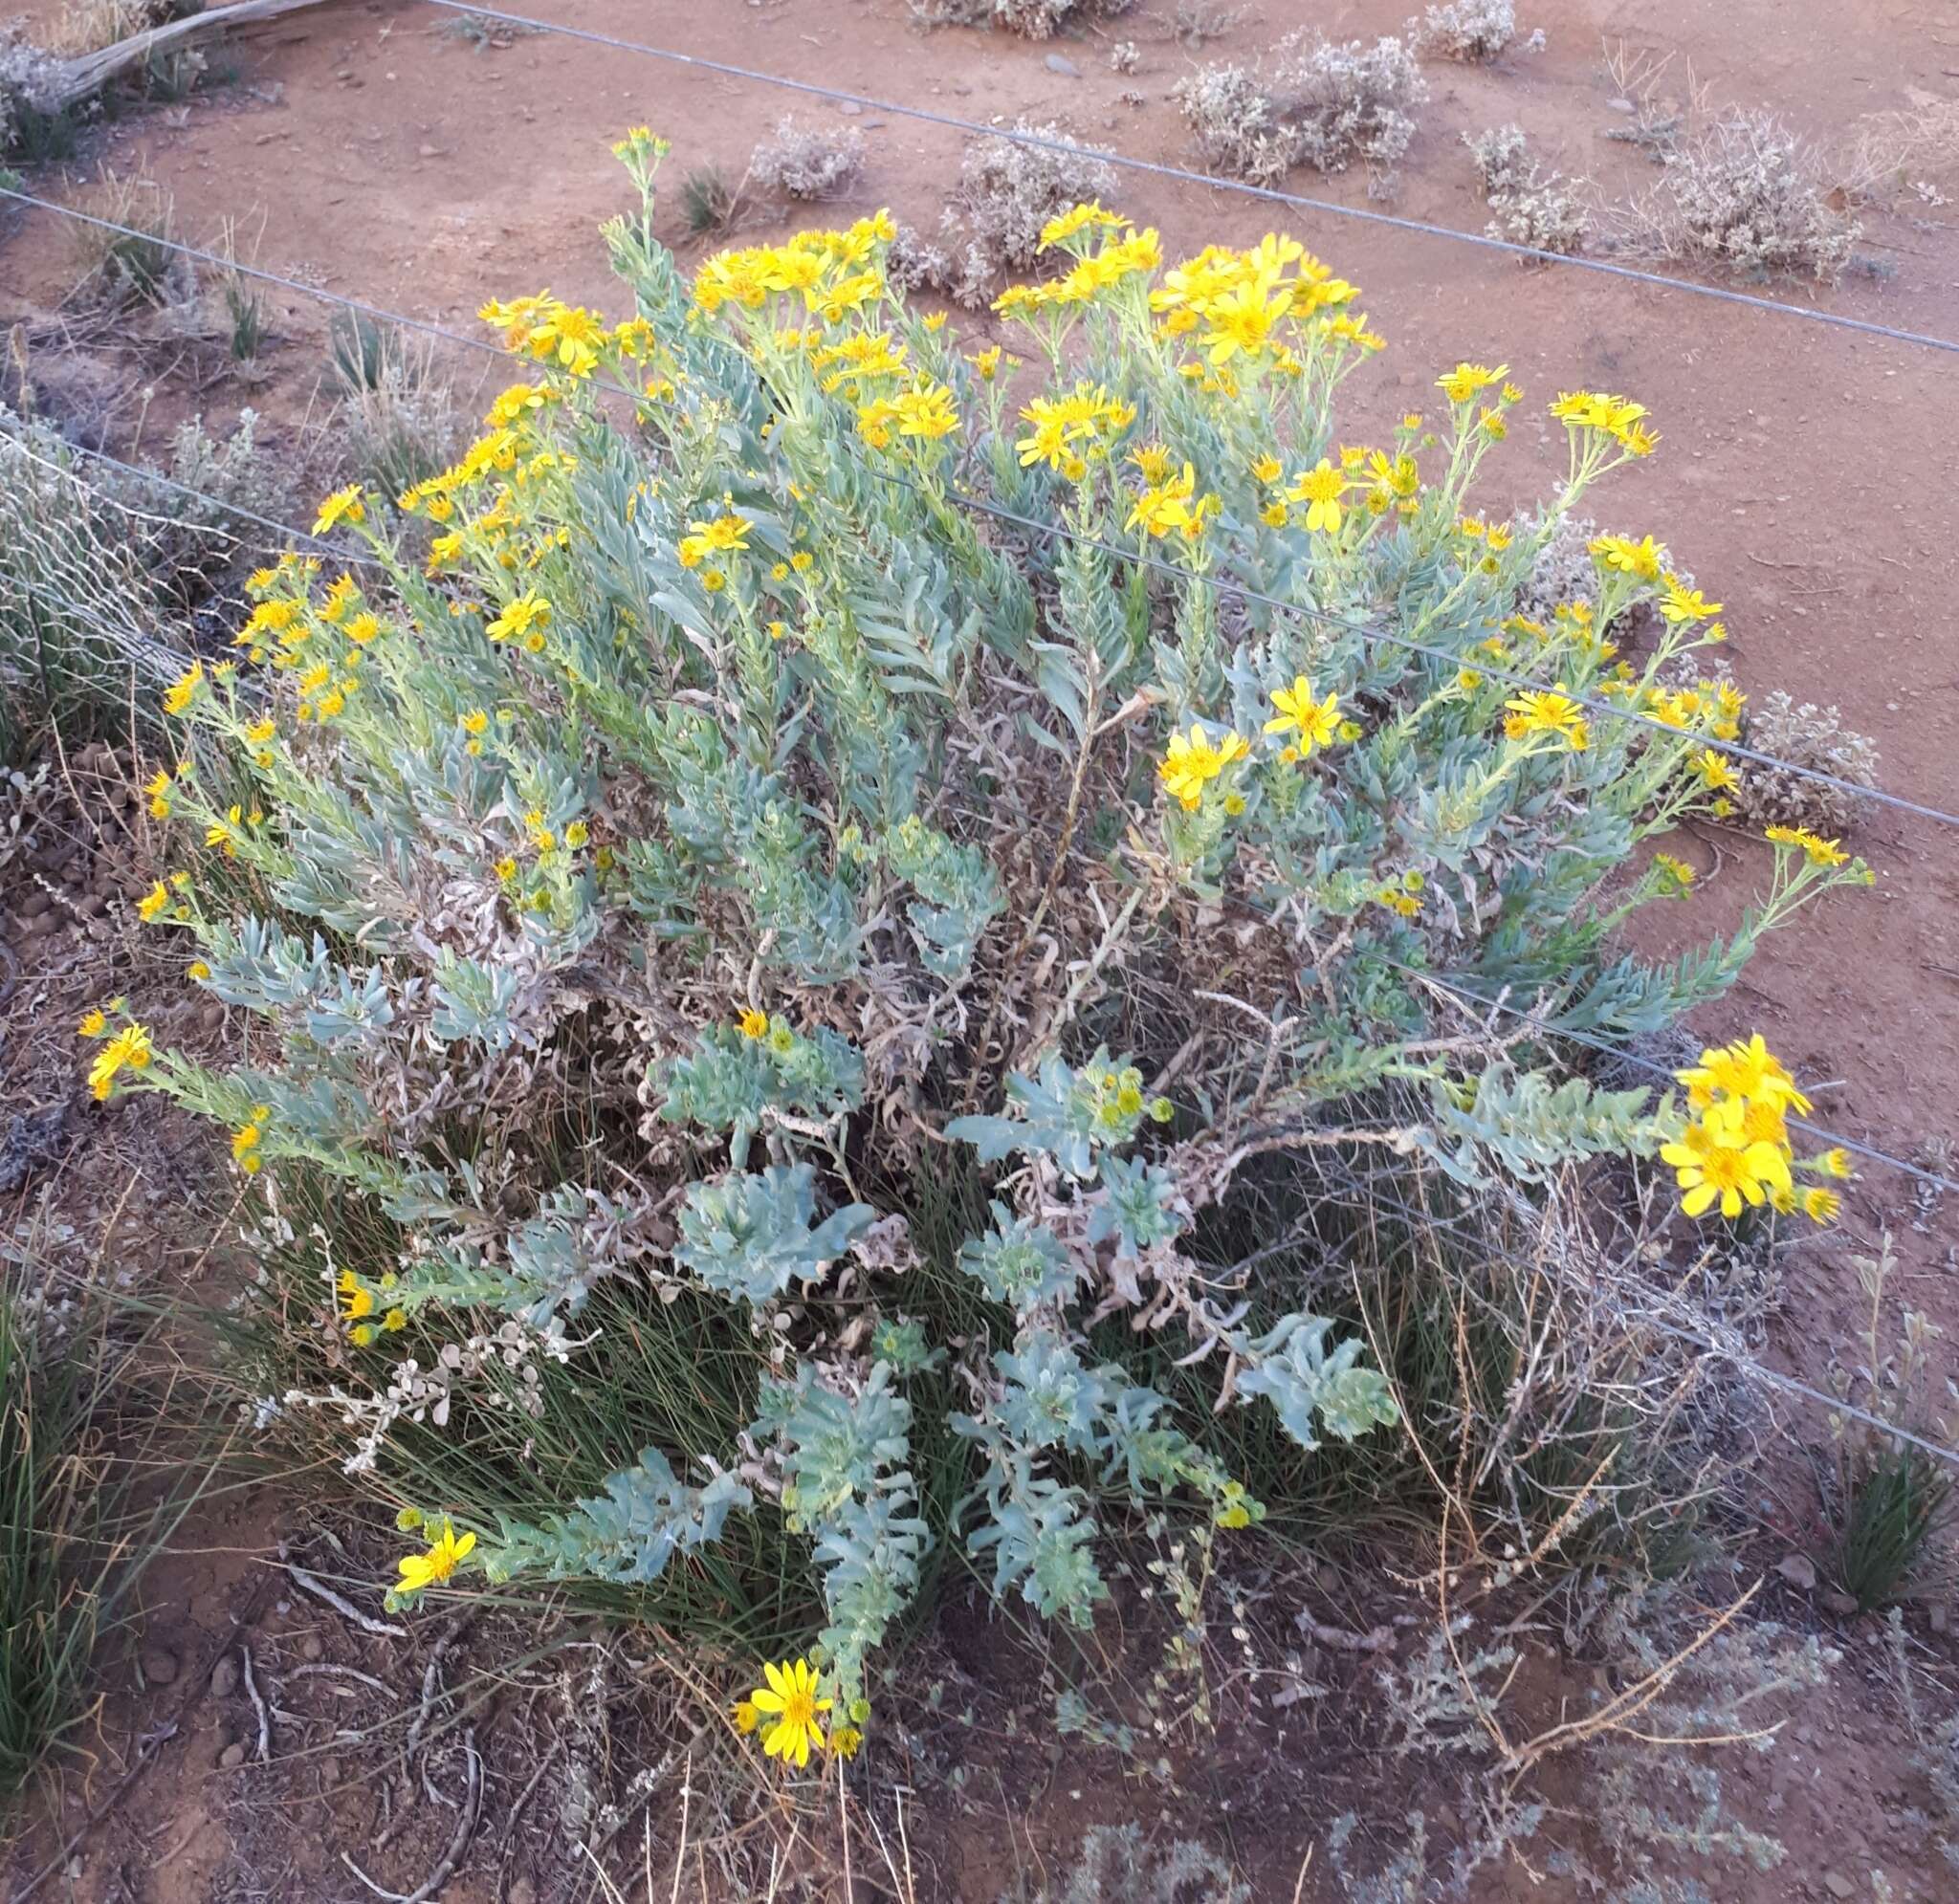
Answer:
[[3, 1, 1956, 1897]]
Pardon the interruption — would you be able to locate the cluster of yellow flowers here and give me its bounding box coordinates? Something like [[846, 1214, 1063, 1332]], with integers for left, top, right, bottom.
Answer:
[[230, 1105, 270, 1174], [1158, 673, 1354, 811], [1551, 389, 1660, 459], [731, 1656, 860, 1768], [338, 1267, 407, 1347], [995, 217, 1162, 318], [1144, 233, 1369, 370], [1764, 823, 1848, 867], [1015, 381, 1136, 476], [857, 380, 959, 449], [690, 213, 896, 317], [1127, 461, 1216, 541], [1662, 1035, 1850, 1222], [77, 1006, 152, 1102]]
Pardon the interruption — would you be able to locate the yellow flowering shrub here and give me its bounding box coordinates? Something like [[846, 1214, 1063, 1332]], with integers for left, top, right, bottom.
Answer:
[[106, 135, 1870, 1730]]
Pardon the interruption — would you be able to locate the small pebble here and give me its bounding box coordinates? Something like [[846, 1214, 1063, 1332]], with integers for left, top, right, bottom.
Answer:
[[219, 1741, 247, 1769], [141, 1646, 180, 1687], [1045, 52, 1079, 77], [301, 1635, 324, 1662], [210, 1655, 239, 1698]]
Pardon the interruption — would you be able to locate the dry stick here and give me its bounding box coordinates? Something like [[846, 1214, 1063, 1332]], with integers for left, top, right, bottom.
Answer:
[[240, 1644, 273, 1763], [494, 1734, 562, 1859], [669, 1749, 692, 1904], [403, 1613, 470, 1764], [342, 1727, 485, 1904], [1501, 1581, 1765, 1778], [279, 1558, 408, 1638], [42, 0, 334, 110], [837, 1765, 854, 1904], [284, 1661, 396, 1696]]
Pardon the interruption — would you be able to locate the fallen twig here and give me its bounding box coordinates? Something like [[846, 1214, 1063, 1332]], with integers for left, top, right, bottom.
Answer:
[[281, 1559, 408, 1638], [284, 1661, 396, 1696], [240, 1644, 273, 1763], [495, 1735, 562, 1856], [41, 0, 335, 111], [404, 1614, 469, 1765], [342, 1727, 484, 1904]]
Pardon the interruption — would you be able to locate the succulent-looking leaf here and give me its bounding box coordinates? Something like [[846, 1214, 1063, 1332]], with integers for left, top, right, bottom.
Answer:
[[673, 1165, 874, 1305]]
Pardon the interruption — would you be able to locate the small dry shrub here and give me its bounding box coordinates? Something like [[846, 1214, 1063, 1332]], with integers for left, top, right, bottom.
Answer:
[[749, 116, 865, 203], [1, 21, 62, 147], [1011, 1827, 1247, 1902], [39, 0, 160, 57], [1175, 32, 1427, 190], [1836, 98, 1959, 203], [330, 329, 469, 503], [1632, 108, 1860, 281], [1173, 0, 1236, 45], [1337, 1580, 1837, 1893], [907, 120, 1116, 306], [1412, 0, 1515, 62], [64, 169, 193, 310], [1465, 122, 1590, 254], [910, 0, 1133, 37], [1727, 689, 1880, 839]]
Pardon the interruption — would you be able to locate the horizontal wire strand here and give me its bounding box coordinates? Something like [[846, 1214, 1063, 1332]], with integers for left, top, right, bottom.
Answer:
[[0, 185, 510, 362], [5, 427, 371, 567], [902, 475, 1959, 828], [418, 0, 1959, 360], [6, 182, 1954, 827], [2, 226, 1944, 1468], [8, 176, 1953, 1193], [21, 434, 1948, 1195], [1364, 949, 1959, 1196], [1323, 1163, 1959, 1470]]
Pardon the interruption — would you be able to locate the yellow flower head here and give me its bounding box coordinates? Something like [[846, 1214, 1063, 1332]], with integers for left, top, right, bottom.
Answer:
[[162, 662, 204, 717], [1661, 1106, 1793, 1219], [1263, 677, 1342, 754], [485, 591, 551, 645], [737, 1007, 769, 1040], [137, 880, 171, 922], [1801, 1186, 1841, 1224], [395, 1521, 476, 1597], [1158, 724, 1249, 810], [1503, 689, 1590, 753], [1286, 459, 1346, 535], [1690, 748, 1739, 794], [1676, 1034, 1812, 1118], [312, 486, 367, 537], [1437, 361, 1507, 405], [747, 1657, 831, 1769], [87, 1023, 153, 1101]]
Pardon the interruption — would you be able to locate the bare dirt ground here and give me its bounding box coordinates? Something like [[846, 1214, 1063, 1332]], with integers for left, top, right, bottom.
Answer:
[[4, 0, 1958, 1897]]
